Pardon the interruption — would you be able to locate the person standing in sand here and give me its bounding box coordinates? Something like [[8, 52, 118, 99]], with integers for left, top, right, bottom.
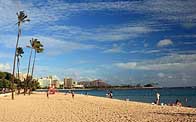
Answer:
[[156, 93, 160, 105], [71, 91, 74, 99], [47, 91, 49, 98]]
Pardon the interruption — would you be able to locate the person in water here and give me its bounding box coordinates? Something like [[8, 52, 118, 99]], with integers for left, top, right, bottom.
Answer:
[[175, 99, 182, 107], [109, 91, 113, 98], [156, 93, 160, 105]]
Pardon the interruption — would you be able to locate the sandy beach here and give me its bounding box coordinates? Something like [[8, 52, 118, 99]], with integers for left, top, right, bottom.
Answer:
[[0, 92, 195, 122]]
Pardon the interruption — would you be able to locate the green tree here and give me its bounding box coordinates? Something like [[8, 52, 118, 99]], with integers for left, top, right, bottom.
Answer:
[[4, 72, 12, 81], [0, 79, 10, 89], [11, 10, 30, 100], [0, 72, 6, 79], [144, 84, 154, 87], [0, 72, 11, 93], [0, 72, 6, 90]]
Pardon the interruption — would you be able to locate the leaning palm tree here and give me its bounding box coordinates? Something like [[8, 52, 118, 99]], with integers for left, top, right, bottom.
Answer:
[[25, 38, 44, 95], [11, 10, 30, 100], [16, 47, 24, 94], [31, 40, 44, 78], [29, 39, 44, 95], [24, 38, 34, 95]]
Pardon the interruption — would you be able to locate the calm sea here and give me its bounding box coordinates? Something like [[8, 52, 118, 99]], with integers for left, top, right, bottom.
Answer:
[[38, 87, 196, 108]]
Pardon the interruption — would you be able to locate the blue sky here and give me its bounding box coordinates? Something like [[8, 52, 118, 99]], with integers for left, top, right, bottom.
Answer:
[[0, 0, 196, 87]]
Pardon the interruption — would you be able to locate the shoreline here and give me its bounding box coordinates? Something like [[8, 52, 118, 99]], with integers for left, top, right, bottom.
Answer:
[[37, 87, 159, 90], [0, 92, 195, 122], [37, 86, 196, 90], [8, 91, 196, 109], [37, 89, 196, 108]]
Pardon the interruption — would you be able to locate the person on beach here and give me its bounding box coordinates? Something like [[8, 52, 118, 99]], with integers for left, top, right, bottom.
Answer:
[[156, 93, 160, 105], [2, 88, 5, 94], [71, 91, 74, 99], [47, 91, 49, 98]]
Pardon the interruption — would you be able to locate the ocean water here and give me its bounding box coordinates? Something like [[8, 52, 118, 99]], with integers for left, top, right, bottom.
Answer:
[[38, 87, 196, 107]]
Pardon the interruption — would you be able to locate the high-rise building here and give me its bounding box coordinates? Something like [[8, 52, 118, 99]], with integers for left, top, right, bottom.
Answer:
[[64, 77, 83, 88], [64, 78, 73, 88]]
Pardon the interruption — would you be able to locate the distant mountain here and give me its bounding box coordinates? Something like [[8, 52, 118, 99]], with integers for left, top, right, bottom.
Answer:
[[78, 79, 111, 88]]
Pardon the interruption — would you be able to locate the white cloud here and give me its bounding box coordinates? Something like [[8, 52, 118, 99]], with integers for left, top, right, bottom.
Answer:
[[115, 62, 137, 69], [37, 0, 196, 23], [36, 36, 96, 56], [44, 25, 155, 42], [0, 35, 96, 56], [129, 49, 161, 54], [114, 54, 196, 71], [1, 0, 196, 31], [172, 34, 196, 39], [0, 63, 11, 71], [157, 39, 173, 47], [103, 44, 125, 53], [158, 72, 165, 78], [0, 1, 169, 43], [168, 75, 173, 79]]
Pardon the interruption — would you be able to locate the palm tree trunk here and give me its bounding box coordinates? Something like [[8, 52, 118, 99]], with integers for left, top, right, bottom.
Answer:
[[25, 47, 33, 95], [29, 50, 36, 95], [17, 57, 20, 95], [11, 25, 21, 100], [17, 57, 20, 79], [31, 50, 36, 79]]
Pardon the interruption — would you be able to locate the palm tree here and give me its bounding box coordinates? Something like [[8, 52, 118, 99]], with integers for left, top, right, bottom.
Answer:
[[25, 38, 34, 95], [16, 47, 24, 94], [30, 40, 44, 95], [11, 10, 30, 100], [31, 40, 44, 78], [26, 38, 44, 95], [16, 47, 24, 79]]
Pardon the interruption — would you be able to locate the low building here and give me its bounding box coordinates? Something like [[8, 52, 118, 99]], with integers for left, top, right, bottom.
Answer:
[[73, 84, 84, 88]]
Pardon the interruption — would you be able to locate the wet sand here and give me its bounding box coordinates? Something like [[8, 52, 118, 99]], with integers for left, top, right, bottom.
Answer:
[[0, 92, 195, 122]]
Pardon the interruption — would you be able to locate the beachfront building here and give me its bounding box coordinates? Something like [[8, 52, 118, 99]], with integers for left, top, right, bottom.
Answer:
[[38, 75, 61, 88], [64, 78, 73, 88], [64, 77, 83, 89], [37, 77, 51, 88]]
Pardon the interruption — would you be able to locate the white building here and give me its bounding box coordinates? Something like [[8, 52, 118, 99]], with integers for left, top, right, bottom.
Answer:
[[38, 77, 51, 88], [38, 75, 60, 88]]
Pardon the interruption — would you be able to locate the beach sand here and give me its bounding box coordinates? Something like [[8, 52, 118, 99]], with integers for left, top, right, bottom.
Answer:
[[0, 92, 195, 122]]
